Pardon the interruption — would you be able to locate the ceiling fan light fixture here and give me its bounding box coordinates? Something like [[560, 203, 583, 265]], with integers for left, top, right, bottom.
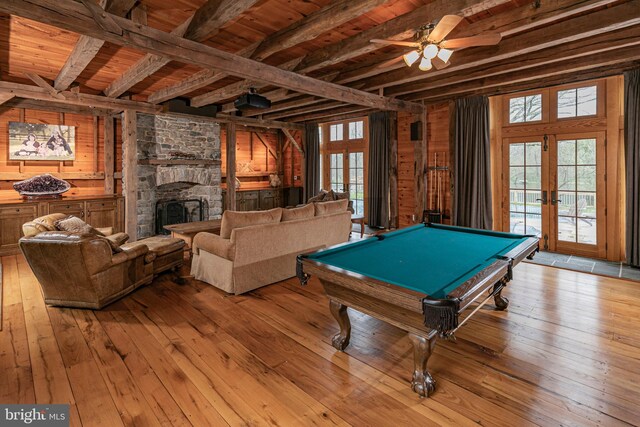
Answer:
[[437, 47, 453, 63], [403, 50, 421, 66], [423, 43, 439, 59], [418, 57, 432, 71]]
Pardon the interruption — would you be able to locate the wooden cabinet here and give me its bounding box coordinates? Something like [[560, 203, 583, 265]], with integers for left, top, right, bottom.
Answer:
[[0, 204, 39, 256], [0, 195, 124, 256], [222, 188, 289, 212]]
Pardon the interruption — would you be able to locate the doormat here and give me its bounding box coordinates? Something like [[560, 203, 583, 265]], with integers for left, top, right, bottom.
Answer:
[[525, 251, 640, 282]]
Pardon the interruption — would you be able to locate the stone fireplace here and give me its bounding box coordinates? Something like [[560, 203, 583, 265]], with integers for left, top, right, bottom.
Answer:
[[132, 113, 222, 238]]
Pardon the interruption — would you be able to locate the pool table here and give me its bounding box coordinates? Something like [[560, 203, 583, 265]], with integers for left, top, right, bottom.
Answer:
[[296, 223, 538, 397]]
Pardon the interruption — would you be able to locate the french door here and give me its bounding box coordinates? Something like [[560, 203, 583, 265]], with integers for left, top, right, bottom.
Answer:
[[328, 151, 366, 216], [503, 132, 606, 258]]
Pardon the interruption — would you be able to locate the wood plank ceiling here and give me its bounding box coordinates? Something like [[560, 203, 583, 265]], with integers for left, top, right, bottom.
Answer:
[[0, 0, 638, 123]]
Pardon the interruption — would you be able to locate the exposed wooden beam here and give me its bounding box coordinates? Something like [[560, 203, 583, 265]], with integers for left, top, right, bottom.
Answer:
[[282, 128, 303, 154], [406, 44, 640, 102], [184, 0, 259, 42], [0, 81, 161, 114], [226, 122, 237, 211], [250, 0, 387, 62], [221, 88, 291, 114], [24, 73, 64, 99], [288, 106, 372, 123], [54, 0, 137, 91], [0, 97, 110, 115], [264, 101, 344, 121], [360, 0, 640, 91], [295, 0, 508, 74], [190, 58, 302, 107], [242, 96, 323, 117], [161, 111, 304, 131], [1, 0, 423, 114], [104, 0, 257, 98], [389, 25, 640, 98], [253, 132, 278, 160], [147, 70, 226, 104], [194, 0, 506, 109], [0, 93, 15, 106]]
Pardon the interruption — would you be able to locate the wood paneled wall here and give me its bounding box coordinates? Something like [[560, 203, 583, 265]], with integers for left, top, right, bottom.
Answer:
[[221, 128, 302, 190], [0, 107, 122, 198], [398, 103, 451, 228]]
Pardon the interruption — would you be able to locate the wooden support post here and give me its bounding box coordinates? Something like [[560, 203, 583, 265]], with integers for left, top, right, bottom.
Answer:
[[300, 129, 306, 200], [18, 109, 26, 173], [249, 131, 254, 160], [104, 115, 115, 194], [414, 108, 428, 224], [93, 116, 99, 172], [123, 109, 138, 241], [389, 111, 398, 229], [59, 112, 65, 173], [276, 131, 284, 180], [226, 122, 237, 211], [290, 133, 295, 189]]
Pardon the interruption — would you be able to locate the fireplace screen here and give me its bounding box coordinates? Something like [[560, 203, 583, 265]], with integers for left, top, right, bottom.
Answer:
[[156, 199, 204, 235]]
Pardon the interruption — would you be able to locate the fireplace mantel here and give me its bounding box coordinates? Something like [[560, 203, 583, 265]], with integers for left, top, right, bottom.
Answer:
[[138, 159, 221, 166]]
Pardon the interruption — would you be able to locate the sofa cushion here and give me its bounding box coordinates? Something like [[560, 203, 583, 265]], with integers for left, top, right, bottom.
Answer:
[[105, 232, 129, 247], [307, 190, 328, 203], [98, 235, 124, 253], [55, 215, 105, 236], [315, 199, 349, 216], [122, 236, 185, 257], [220, 208, 283, 239], [282, 204, 315, 222]]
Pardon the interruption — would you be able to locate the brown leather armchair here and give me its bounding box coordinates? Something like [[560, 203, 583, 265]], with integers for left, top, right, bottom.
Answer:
[[19, 230, 155, 309]]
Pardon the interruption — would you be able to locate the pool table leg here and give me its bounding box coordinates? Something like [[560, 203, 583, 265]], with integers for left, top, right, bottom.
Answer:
[[408, 333, 437, 398], [329, 300, 351, 350], [493, 280, 510, 311]]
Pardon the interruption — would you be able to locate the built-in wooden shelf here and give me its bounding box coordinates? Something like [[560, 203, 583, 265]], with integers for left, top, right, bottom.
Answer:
[[138, 159, 222, 166], [0, 172, 106, 180], [222, 171, 274, 178]]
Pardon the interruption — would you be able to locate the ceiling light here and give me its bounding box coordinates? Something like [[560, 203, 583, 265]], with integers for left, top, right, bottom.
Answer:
[[418, 57, 432, 71], [437, 48, 453, 63], [403, 50, 421, 67], [423, 44, 439, 59]]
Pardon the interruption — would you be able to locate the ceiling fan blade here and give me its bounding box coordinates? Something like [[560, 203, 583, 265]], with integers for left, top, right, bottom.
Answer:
[[377, 54, 405, 69], [370, 39, 420, 48], [427, 15, 463, 42], [440, 34, 502, 49], [431, 56, 451, 70]]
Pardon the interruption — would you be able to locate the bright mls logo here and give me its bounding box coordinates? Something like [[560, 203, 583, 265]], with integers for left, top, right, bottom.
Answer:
[[1, 405, 69, 426]]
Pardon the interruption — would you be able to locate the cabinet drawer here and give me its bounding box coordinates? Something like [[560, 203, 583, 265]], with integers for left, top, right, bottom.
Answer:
[[260, 190, 279, 198], [0, 204, 38, 218], [242, 191, 259, 201], [87, 200, 117, 210], [49, 201, 84, 213]]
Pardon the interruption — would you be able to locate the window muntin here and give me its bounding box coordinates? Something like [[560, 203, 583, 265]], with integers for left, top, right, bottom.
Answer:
[[557, 85, 597, 118]]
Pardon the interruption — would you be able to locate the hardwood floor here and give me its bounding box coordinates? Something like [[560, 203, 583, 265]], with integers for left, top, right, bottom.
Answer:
[[1, 254, 640, 426]]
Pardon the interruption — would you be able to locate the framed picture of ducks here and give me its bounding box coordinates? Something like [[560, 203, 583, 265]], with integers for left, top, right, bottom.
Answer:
[[8, 121, 76, 161]]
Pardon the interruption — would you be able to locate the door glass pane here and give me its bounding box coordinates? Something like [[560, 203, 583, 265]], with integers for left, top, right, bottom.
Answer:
[[508, 142, 542, 237], [330, 153, 343, 192], [348, 151, 365, 215], [556, 139, 598, 246], [577, 86, 597, 116]]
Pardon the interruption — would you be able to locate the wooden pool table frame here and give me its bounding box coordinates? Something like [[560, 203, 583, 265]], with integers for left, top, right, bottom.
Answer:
[[297, 224, 539, 397]]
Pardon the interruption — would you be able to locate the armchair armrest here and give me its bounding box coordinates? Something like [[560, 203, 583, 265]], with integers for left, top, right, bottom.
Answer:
[[192, 232, 235, 260]]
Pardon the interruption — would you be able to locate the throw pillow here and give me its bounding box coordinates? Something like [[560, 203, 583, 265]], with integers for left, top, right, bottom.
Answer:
[[314, 199, 349, 216], [99, 235, 124, 253], [333, 190, 350, 201], [307, 190, 328, 203], [105, 232, 129, 247], [324, 189, 337, 201], [55, 215, 105, 236], [220, 208, 283, 239], [282, 204, 315, 222]]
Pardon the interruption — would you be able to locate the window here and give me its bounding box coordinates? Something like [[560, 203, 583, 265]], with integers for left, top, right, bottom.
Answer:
[[329, 124, 343, 141], [509, 94, 542, 123], [318, 125, 322, 143], [329, 153, 343, 192], [348, 121, 364, 139], [557, 86, 597, 118]]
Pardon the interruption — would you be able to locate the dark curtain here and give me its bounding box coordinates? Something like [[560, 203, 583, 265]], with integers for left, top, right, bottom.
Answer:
[[625, 69, 640, 267], [368, 111, 390, 228], [303, 122, 320, 202], [453, 96, 493, 229]]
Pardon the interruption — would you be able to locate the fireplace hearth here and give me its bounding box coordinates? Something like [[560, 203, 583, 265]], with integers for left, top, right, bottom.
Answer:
[[156, 199, 204, 235]]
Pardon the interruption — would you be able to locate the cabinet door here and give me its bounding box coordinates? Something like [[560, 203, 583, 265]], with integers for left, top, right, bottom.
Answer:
[[86, 200, 118, 229], [48, 201, 85, 219], [0, 204, 38, 255], [243, 191, 260, 211], [259, 190, 281, 210]]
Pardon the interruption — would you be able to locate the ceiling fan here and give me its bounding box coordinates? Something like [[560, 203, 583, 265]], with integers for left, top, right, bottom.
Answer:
[[370, 15, 501, 71]]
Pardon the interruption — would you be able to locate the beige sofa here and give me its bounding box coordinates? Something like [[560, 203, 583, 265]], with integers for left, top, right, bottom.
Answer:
[[191, 201, 352, 294]]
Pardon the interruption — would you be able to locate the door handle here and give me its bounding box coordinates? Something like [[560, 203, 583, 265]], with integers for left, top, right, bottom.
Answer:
[[536, 191, 548, 205], [551, 191, 562, 205]]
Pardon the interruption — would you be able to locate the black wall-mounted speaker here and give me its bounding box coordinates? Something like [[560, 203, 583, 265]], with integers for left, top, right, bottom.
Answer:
[[410, 120, 422, 141]]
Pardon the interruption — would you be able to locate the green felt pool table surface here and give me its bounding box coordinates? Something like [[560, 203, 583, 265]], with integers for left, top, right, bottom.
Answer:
[[305, 223, 533, 299]]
